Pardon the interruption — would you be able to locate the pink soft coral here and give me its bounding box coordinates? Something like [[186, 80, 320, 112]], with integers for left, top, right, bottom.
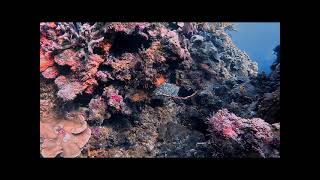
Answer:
[[103, 86, 123, 110], [207, 109, 280, 158]]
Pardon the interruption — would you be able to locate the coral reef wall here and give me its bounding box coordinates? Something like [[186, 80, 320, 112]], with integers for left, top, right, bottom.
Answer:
[[40, 22, 279, 158]]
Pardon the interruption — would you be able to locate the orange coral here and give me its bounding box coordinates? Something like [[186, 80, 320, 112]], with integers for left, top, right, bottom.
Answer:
[[40, 51, 54, 72], [100, 41, 112, 53], [48, 22, 56, 28], [143, 41, 166, 62], [154, 74, 166, 87], [110, 53, 137, 81], [111, 59, 133, 71]]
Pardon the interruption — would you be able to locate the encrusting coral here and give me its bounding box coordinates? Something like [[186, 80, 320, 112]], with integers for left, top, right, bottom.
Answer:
[[40, 113, 91, 158]]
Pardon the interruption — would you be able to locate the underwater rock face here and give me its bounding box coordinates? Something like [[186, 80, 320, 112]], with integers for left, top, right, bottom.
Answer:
[[156, 122, 206, 157], [40, 22, 280, 158]]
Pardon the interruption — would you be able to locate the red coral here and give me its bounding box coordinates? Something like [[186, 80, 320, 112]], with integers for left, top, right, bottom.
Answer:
[[108, 92, 123, 110], [48, 22, 56, 28], [110, 94, 123, 103], [42, 66, 59, 79], [99, 41, 112, 54], [154, 74, 166, 87]]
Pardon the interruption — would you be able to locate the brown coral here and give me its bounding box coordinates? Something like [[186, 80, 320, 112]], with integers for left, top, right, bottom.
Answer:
[[40, 115, 91, 158], [129, 90, 148, 102], [143, 41, 166, 63], [110, 53, 137, 81]]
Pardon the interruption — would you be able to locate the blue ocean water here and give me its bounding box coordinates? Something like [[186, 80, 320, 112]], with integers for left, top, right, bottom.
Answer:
[[228, 23, 280, 74]]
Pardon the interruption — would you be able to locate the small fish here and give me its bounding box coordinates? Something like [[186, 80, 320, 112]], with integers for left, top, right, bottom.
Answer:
[[239, 84, 246, 93]]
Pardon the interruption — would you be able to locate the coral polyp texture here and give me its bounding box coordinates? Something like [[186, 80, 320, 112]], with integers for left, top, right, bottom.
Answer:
[[40, 22, 280, 158]]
